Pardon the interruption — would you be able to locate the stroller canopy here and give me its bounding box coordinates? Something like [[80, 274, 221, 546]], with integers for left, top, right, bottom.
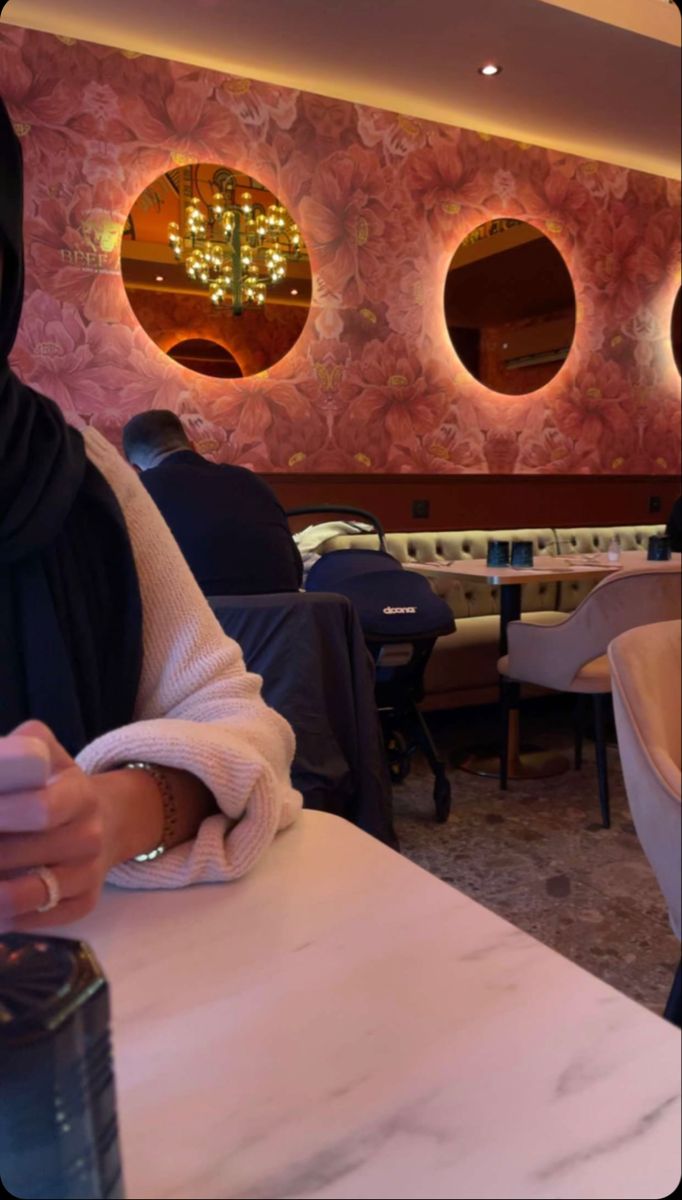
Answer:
[[306, 549, 454, 641]]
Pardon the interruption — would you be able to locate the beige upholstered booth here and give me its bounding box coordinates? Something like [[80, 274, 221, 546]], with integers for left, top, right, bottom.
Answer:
[[608, 620, 681, 1025], [315, 525, 664, 709], [497, 570, 681, 826]]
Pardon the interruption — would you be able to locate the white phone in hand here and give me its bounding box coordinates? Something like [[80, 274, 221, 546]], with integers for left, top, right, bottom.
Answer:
[[0, 736, 51, 794]]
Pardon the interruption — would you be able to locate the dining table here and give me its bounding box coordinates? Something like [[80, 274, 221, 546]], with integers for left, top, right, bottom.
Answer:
[[51, 810, 680, 1200], [407, 550, 682, 779]]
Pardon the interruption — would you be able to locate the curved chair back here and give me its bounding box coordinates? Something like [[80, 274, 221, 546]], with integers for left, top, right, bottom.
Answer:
[[608, 620, 681, 939], [507, 569, 681, 691]]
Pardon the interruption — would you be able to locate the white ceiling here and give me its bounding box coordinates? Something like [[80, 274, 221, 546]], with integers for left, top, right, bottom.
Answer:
[[4, 0, 681, 177]]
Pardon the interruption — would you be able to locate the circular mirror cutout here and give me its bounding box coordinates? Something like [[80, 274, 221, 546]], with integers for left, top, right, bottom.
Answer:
[[121, 163, 311, 378], [446, 218, 576, 395], [672, 287, 681, 374]]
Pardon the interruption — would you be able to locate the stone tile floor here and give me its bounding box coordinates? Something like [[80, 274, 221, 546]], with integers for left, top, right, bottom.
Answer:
[[392, 699, 679, 1017]]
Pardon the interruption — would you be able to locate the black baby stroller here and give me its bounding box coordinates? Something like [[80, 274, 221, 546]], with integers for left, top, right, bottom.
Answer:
[[288, 506, 455, 822]]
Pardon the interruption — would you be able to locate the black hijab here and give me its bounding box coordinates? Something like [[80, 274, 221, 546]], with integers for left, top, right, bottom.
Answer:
[[0, 98, 142, 755]]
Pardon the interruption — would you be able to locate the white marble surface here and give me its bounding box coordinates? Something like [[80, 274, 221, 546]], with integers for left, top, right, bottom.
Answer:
[[57, 811, 680, 1200], [407, 550, 681, 587]]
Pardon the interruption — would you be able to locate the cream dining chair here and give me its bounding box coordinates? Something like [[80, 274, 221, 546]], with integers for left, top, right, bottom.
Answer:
[[608, 620, 681, 1025], [497, 569, 681, 826]]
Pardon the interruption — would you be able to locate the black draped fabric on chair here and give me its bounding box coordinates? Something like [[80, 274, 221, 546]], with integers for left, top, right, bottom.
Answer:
[[209, 591, 397, 848]]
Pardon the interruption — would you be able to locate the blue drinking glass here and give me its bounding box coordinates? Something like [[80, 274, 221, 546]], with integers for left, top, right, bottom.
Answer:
[[647, 535, 672, 562], [511, 540, 534, 568], [487, 540, 510, 567]]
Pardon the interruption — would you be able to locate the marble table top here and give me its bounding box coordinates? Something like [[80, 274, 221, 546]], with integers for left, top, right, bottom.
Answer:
[[56, 811, 680, 1200], [406, 550, 682, 587]]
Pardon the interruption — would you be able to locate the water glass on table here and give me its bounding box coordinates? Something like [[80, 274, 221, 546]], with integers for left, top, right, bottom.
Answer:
[[647, 535, 672, 561], [510, 540, 533, 568], [486, 539, 510, 567]]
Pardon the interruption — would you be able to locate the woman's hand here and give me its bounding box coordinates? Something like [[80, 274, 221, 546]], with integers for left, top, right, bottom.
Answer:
[[0, 722, 128, 929], [0, 720, 168, 929], [0, 721, 216, 929]]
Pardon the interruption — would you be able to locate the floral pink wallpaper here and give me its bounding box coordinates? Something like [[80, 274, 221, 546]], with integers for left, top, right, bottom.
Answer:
[[1, 24, 680, 474]]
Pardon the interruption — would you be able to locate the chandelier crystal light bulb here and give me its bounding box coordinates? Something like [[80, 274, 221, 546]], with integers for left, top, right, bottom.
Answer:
[[168, 168, 305, 315]]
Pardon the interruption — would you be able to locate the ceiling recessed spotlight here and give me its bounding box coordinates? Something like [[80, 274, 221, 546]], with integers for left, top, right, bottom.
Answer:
[[155, 274, 164, 282], [478, 63, 502, 76], [290, 288, 299, 295]]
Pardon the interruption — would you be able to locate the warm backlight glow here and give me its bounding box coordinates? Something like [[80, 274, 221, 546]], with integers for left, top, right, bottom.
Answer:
[[478, 63, 502, 76]]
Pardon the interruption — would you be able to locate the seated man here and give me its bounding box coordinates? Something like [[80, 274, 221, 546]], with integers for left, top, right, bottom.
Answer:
[[122, 410, 302, 596]]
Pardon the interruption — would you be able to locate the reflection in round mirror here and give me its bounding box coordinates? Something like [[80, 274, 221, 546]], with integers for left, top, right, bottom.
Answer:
[[121, 163, 311, 378], [168, 338, 243, 378], [672, 288, 681, 374], [446, 218, 576, 395]]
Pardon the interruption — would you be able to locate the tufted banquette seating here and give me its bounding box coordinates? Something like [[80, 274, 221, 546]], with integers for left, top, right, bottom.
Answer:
[[314, 525, 663, 710]]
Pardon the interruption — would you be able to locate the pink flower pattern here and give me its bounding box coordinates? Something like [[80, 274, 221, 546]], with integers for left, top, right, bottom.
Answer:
[[1, 24, 679, 476]]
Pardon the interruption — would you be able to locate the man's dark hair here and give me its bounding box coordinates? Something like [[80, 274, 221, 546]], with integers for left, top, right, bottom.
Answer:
[[122, 410, 191, 469]]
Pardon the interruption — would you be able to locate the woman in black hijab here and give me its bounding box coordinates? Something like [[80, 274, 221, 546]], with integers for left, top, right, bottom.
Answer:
[[0, 105, 143, 759], [0, 98, 300, 926]]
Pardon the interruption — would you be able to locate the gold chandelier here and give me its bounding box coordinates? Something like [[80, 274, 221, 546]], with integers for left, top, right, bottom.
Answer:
[[168, 167, 304, 316]]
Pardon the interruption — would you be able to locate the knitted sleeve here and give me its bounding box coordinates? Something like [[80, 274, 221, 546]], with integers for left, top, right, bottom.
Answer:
[[77, 430, 302, 889]]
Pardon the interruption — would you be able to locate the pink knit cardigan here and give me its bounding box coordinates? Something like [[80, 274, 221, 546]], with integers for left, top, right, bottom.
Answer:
[[77, 429, 302, 889]]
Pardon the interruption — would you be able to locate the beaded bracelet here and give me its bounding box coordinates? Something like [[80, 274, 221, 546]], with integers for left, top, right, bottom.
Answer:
[[124, 762, 178, 862]]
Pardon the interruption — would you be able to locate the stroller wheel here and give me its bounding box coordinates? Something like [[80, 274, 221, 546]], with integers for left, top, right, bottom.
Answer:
[[433, 770, 452, 823], [385, 730, 411, 783]]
